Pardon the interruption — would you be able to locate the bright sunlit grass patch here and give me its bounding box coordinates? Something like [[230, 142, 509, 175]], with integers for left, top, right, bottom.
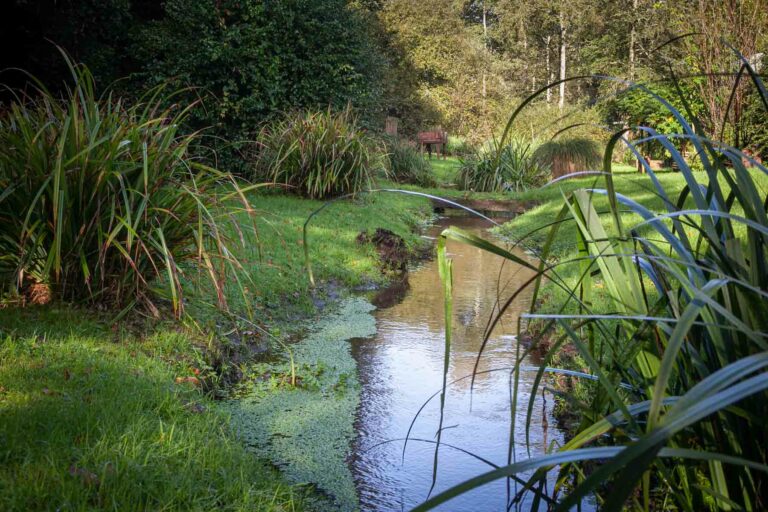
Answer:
[[190, 190, 433, 322]]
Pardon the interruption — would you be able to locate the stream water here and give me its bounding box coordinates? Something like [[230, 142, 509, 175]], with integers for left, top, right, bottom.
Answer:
[[350, 216, 564, 512]]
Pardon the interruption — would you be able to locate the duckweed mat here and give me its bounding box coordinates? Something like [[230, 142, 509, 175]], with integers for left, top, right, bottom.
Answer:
[[228, 297, 377, 511]]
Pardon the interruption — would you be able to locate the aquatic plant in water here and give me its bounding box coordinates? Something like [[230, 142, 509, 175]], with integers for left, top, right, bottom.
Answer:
[[228, 298, 377, 511]]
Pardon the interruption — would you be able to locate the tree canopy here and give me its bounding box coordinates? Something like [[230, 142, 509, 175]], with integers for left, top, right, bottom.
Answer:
[[2, 0, 767, 156]]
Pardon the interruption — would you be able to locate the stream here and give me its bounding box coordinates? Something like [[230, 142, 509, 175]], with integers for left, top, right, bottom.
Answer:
[[350, 216, 564, 511]]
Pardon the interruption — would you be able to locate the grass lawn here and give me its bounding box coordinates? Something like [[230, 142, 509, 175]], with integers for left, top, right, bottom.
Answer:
[[492, 165, 768, 321], [501, 167, 768, 256], [0, 188, 433, 511], [0, 309, 303, 511], [428, 156, 462, 185], [191, 189, 432, 322]]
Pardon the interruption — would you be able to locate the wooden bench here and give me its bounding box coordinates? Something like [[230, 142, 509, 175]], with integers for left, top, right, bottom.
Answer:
[[417, 130, 448, 159]]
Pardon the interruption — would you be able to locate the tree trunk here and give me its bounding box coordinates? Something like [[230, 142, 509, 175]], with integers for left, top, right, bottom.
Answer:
[[559, 10, 567, 110], [629, 0, 638, 79], [546, 34, 552, 104]]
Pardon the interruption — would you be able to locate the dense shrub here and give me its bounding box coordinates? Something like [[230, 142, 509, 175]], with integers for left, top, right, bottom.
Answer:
[[383, 137, 436, 187], [253, 108, 377, 199], [456, 139, 549, 193], [134, 0, 384, 171], [532, 137, 602, 178], [0, 58, 246, 317]]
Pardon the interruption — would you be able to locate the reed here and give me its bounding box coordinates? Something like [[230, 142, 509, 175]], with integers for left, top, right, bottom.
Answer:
[[383, 136, 437, 187], [456, 139, 549, 193], [0, 52, 251, 317], [418, 52, 768, 511]]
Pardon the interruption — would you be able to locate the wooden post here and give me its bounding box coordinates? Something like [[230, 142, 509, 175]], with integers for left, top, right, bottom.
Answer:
[[385, 117, 398, 137]]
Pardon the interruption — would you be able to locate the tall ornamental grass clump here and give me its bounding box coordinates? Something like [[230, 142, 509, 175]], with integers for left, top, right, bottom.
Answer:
[[254, 107, 377, 199], [415, 55, 768, 510], [0, 57, 249, 317], [456, 139, 549, 193], [383, 136, 436, 187], [532, 137, 602, 178]]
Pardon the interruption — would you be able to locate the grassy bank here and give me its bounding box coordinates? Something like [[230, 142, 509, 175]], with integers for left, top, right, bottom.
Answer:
[[0, 309, 303, 511], [0, 189, 432, 511], [496, 167, 763, 322], [200, 190, 431, 321], [500, 166, 768, 262], [429, 156, 462, 185]]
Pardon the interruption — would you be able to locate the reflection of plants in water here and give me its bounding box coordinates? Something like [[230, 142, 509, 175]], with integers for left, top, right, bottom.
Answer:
[[415, 57, 768, 510]]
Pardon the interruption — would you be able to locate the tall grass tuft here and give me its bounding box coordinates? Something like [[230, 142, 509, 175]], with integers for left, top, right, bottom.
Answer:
[[456, 139, 549, 193], [0, 54, 249, 317], [532, 137, 602, 178], [416, 54, 768, 510], [253, 107, 377, 199], [383, 136, 436, 187]]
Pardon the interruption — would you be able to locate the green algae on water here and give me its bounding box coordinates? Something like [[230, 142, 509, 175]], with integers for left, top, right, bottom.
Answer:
[[227, 298, 377, 511]]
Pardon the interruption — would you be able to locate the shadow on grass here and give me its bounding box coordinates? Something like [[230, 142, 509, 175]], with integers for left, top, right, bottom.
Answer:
[[0, 316, 301, 511]]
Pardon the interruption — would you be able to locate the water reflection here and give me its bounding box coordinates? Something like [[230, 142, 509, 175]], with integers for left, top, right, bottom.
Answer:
[[350, 216, 563, 512]]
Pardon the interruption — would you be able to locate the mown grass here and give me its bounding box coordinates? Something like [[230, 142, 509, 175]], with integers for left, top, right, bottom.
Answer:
[[191, 189, 432, 322], [501, 168, 768, 257], [428, 157, 462, 185], [493, 167, 768, 324], [0, 308, 304, 511]]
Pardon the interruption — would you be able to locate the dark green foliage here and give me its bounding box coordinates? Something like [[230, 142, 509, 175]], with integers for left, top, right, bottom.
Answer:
[[0, 0, 139, 90], [0, 57, 247, 316], [740, 87, 768, 160], [456, 140, 549, 193], [3, 1, 385, 173], [253, 108, 377, 199], [133, 0, 383, 171], [383, 137, 437, 187]]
